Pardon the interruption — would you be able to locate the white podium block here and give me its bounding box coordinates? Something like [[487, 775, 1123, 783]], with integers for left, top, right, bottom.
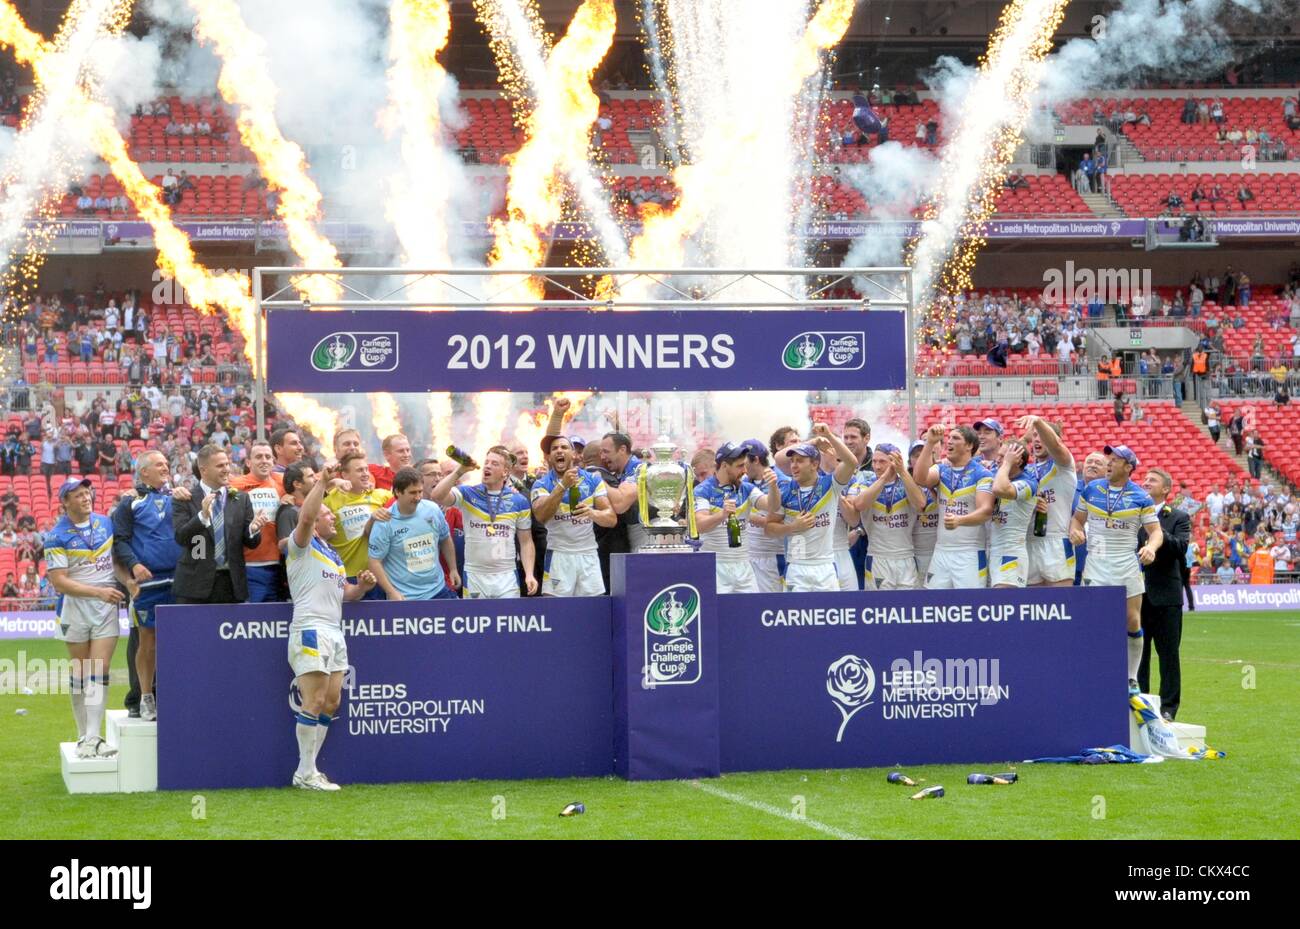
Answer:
[[60, 742, 119, 794], [1169, 721, 1208, 754], [106, 710, 158, 793]]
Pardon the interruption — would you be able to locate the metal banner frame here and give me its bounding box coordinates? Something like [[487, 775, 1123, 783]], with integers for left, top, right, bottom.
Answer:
[[251, 266, 916, 441]]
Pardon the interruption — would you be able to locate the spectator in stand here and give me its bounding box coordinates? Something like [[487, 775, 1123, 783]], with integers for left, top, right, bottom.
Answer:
[[1237, 183, 1255, 207]]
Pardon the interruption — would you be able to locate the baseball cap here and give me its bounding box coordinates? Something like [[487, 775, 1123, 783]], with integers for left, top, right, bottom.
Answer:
[[875, 442, 900, 456], [715, 442, 747, 465], [1103, 444, 1139, 469], [568, 435, 586, 450], [58, 477, 93, 501], [740, 439, 768, 461], [785, 442, 820, 460], [973, 418, 1005, 435]]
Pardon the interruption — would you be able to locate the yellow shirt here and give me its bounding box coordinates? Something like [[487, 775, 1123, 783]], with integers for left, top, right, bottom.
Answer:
[[324, 487, 394, 577]]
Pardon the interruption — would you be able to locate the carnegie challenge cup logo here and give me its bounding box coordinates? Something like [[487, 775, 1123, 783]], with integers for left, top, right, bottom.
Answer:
[[827, 655, 875, 742], [782, 331, 865, 371], [643, 584, 702, 685], [310, 332, 399, 372]]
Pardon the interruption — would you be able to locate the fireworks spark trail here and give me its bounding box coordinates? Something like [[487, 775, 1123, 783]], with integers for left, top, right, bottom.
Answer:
[[371, 393, 403, 440], [0, 5, 260, 351], [638, 0, 680, 161], [905, 0, 1069, 323], [428, 392, 454, 452], [473, 0, 551, 111], [278, 394, 340, 450], [478, 0, 627, 290], [383, 0, 454, 300], [189, 0, 341, 304], [625, 0, 854, 282], [473, 392, 513, 459], [0, 0, 131, 301]]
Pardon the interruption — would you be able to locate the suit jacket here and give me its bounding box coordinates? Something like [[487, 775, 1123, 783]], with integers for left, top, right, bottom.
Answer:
[[1139, 504, 1191, 608], [172, 482, 261, 601]]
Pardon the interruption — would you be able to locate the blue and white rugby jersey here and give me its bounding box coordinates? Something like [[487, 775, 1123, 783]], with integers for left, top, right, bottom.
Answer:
[[693, 477, 762, 560], [860, 473, 916, 558], [990, 468, 1040, 553], [287, 535, 346, 630], [531, 469, 607, 554], [44, 513, 115, 624], [934, 460, 994, 552], [449, 483, 531, 574], [779, 471, 849, 565], [1025, 456, 1078, 540], [747, 469, 790, 557], [1075, 479, 1159, 567]]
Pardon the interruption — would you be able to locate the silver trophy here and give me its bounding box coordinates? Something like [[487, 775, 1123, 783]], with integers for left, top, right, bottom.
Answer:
[[640, 435, 692, 552]]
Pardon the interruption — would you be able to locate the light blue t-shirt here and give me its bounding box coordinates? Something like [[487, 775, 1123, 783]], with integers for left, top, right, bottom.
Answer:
[[367, 500, 450, 600]]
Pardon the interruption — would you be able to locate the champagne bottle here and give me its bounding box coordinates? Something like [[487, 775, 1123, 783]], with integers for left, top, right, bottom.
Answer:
[[446, 445, 476, 468], [727, 509, 742, 548], [568, 484, 580, 509], [1033, 496, 1048, 537]]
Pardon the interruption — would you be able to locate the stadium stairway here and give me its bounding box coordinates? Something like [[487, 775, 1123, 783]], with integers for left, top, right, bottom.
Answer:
[[60, 711, 157, 794], [1081, 189, 1124, 218]]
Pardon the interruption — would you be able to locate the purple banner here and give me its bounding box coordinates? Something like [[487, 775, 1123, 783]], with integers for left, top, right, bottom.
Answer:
[[150, 578, 1130, 789], [611, 553, 720, 780], [267, 309, 907, 393], [1190, 584, 1300, 612], [156, 599, 615, 790], [718, 586, 1129, 771]]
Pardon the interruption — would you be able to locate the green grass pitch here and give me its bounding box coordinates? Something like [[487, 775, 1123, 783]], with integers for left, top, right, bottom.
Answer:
[[2, 610, 1296, 839]]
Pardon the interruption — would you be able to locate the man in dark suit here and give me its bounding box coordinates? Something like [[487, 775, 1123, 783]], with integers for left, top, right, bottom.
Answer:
[[1137, 467, 1191, 721], [172, 444, 270, 604]]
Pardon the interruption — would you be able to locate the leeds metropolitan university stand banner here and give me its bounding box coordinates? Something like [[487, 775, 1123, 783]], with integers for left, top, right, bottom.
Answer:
[[156, 558, 1129, 788], [265, 309, 908, 393]]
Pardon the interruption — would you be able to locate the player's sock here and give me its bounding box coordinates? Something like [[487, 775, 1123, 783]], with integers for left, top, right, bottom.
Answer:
[[294, 712, 319, 778], [313, 712, 332, 765], [84, 674, 109, 740], [69, 675, 87, 740], [1127, 630, 1144, 682]]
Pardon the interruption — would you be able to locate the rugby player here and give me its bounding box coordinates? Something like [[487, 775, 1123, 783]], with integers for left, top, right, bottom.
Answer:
[[853, 444, 926, 589], [765, 424, 858, 593], [741, 438, 789, 593], [112, 451, 180, 722], [909, 441, 939, 582], [531, 435, 616, 596], [45, 478, 124, 757], [989, 439, 1038, 588], [287, 464, 377, 790], [323, 451, 394, 600], [913, 423, 994, 589], [1070, 445, 1163, 694], [368, 468, 459, 600], [432, 446, 537, 598], [1016, 415, 1078, 587], [693, 442, 767, 593]]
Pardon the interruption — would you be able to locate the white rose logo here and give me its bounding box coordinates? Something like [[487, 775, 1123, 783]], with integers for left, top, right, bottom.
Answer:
[[827, 654, 875, 742]]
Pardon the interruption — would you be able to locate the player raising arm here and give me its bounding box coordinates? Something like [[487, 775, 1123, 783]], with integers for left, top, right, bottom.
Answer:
[[913, 423, 994, 589], [286, 464, 377, 791], [1069, 445, 1162, 696]]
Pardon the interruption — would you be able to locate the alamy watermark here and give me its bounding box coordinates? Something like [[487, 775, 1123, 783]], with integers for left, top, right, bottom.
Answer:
[[1041, 261, 1152, 306]]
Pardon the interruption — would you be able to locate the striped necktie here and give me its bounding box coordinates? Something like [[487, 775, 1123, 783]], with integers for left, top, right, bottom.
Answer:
[[212, 489, 226, 568]]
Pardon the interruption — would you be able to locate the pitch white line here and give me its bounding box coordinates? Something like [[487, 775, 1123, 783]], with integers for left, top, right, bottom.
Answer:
[[691, 780, 866, 840]]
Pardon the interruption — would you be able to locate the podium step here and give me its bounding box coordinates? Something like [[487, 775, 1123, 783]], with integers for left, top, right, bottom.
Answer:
[[60, 742, 120, 794], [106, 710, 158, 793]]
